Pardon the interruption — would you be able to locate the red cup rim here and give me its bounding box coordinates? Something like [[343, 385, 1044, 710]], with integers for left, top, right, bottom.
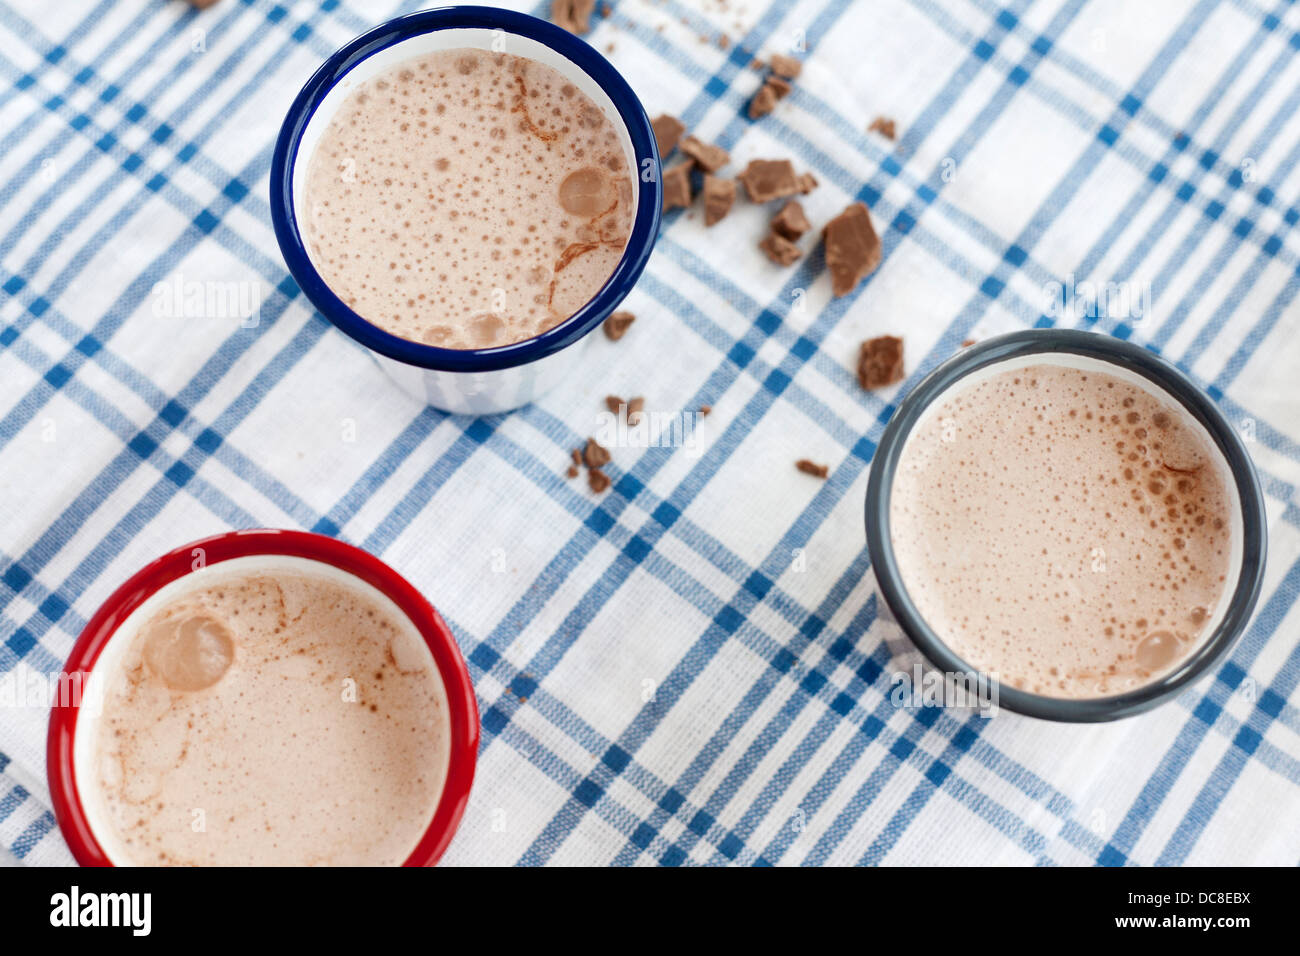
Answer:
[[46, 529, 479, 866]]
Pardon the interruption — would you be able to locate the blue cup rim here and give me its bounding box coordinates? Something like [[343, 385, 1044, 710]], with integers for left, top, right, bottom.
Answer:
[[864, 329, 1269, 722], [269, 5, 662, 374]]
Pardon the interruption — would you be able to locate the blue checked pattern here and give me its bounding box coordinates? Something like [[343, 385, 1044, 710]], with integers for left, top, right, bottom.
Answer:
[[1, 0, 1299, 866]]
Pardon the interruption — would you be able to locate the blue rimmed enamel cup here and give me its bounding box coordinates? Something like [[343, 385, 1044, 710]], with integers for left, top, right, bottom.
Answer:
[[865, 330, 1268, 722], [270, 6, 662, 415]]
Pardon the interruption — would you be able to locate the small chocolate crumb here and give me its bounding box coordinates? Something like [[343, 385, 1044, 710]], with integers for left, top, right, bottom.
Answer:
[[571, 448, 582, 466], [186, 0, 221, 7], [771, 200, 811, 240], [662, 163, 693, 210], [960, 338, 976, 348], [698, 404, 712, 416], [823, 201, 881, 297], [551, 0, 595, 34], [769, 53, 802, 79], [584, 437, 612, 469], [605, 395, 625, 415], [750, 58, 765, 70], [738, 158, 801, 202], [868, 116, 897, 140], [764, 76, 792, 100], [797, 172, 818, 194], [703, 175, 736, 226], [652, 114, 686, 158], [759, 231, 802, 265], [857, 335, 904, 390], [627, 396, 645, 425], [588, 468, 611, 493], [748, 83, 779, 119], [604, 311, 636, 341], [796, 459, 829, 479], [680, 136, 730, 173], [566, 465, 580, 479], [719, 35, 731, 50]]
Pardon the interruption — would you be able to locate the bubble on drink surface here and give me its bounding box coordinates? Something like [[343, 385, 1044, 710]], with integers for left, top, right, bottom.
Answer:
[[467, 312, 508, 347], [1135, 630, 1180, 671], [558, 166, 615, 217], [143, 612, 235, 691]]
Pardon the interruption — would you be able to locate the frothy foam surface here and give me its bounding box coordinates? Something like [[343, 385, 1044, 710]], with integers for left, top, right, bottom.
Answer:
[[302, 48, 635, 349], [889, 363, 1233, 699], [89, 566, 449, 866]]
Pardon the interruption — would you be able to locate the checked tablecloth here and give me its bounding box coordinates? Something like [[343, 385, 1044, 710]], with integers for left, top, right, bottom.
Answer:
[[2, 0, 1299, 866]]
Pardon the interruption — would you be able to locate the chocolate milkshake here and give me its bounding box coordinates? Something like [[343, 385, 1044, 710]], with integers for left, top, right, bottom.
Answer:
[[301, 48, 636, 349], [889, 361, 1236, 699], [83, 559, 450, 866]]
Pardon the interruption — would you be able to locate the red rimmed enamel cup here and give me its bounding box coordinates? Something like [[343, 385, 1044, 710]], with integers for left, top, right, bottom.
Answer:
[[47, 529, 479, 866]]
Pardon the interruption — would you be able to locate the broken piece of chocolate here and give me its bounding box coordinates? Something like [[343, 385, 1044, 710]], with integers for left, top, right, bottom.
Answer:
[[770, 200, 811, 240], [605, 395, 625, 415], [857, 335, 904, 390], [662, 163, 693, 210], [748, 83, 779, 119], [738, 159, 801, 202], [584, 437, 612, 469], [652, 114, 685, 158], [759, 231, 801, 265], [764, 76, 792, 100], [769, 53, 802, 79], [627, 396, 645, 426], [552, 0, 595, 34], [795, 459, 829, 479], [604, 311, 636, 341], [680, 136, 730, 173], [823, 201, 881, 297], [703, 175, 736, 226], [797, 172, 817, 194], [868, 116, 897, 140], [698, 404, 712, 416], [588, 468, 611, 493], [566, 464, 580, 479]]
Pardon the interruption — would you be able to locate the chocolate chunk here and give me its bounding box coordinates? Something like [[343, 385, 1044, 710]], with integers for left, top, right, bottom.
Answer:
[[627, 396, 645, 425], [680, 136, 730, 173], [604, 311, 636, 341], [566, 465, 580, 479], [759, 231, 801, 265], [698, 404, 712, 416], [651, 114, 685, 157], [588, 468, 611, 493], [571, 448, 582, 466], [797, 172, 817, 194], [823, 202, 881, 297], [738, 159, 800, 202], [605, 395, 625, 415], [748, 83, 779, 119], [868, 116, 897, 140], [552, 0, 595, 34], [857, 335, 904, 390], [584, 437, 612, 469], [662, 163, 693, 210], [764, 76, 792, 100], [769, 53, 802, 79], [796, 459, 828, 479], [703, 175, 736, 226], [770, 200, 810, 240]]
